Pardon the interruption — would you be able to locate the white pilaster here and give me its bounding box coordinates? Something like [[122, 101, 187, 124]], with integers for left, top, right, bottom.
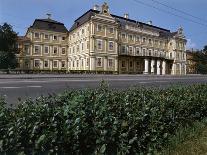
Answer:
[[143, 59, 149, 74], [115, 58, 118, 72], [151, 59, 155, 74], [104, 57, 107, 71], [157, 60, 161, 75], [90, 57, 96, 71], [162, 61, 166, 75]]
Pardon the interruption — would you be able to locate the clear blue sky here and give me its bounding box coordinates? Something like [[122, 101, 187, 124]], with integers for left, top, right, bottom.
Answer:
[[0, 0, 206, 50]]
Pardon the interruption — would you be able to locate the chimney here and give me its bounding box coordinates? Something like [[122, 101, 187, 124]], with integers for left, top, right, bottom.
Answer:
[[46, 13, 51, 19], [124, 13, 129, 19], [147, 20, 152, 25], [93, 5, 99, 11]]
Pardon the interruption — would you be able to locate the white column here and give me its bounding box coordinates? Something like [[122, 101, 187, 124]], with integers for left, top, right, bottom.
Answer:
[[151, 59, 155, 74], [143, 59, 149, 74], [157, 60, 161, 75], [115, 58, 118, 72], [104, 57, 107, 71], [162, 60, 166, 75], [90, 57, 96, 71]]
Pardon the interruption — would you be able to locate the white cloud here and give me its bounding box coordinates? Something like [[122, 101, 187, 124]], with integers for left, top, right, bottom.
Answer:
[[186, 39, 196, 50]]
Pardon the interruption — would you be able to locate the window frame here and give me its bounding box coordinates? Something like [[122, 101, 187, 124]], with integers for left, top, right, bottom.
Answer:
[[97, 57, 102, 67]]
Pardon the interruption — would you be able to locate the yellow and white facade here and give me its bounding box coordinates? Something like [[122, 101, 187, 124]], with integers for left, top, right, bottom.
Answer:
[[18, 2, 187, 75]]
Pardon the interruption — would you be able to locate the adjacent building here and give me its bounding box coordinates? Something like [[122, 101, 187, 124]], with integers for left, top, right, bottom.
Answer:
[[17, 2, 187, 75]]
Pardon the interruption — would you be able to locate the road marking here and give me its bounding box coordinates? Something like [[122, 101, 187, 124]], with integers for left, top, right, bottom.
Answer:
[[27, 86, 43, 88], [0, 87, 21, 89]]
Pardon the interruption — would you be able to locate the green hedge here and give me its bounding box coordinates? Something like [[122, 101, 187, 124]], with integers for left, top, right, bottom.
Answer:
[[1, 83, 207, 154]]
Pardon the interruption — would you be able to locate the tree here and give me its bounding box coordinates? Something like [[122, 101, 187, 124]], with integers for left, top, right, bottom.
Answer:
[[203, 45, 207, 54], [0, 23, 18, 69]]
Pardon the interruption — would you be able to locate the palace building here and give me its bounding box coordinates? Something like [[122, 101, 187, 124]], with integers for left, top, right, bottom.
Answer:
[[17, 2, 187, 75]]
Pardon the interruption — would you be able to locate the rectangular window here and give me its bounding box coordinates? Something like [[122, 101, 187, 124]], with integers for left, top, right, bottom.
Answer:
[[53, 35, 57, 40], [149, 50, 152, 56], [81, 59, 84, 67], [44, 46, 49, 54], [77, 45, 79, 52], [129, 35, 133, 41], [62, 36, 66, 41], [109, 27, 114, 33], [97, 58, 102, 67], [136, 36, 140, 42], [142, 37, 146, 43], [143, 49, 146, 55], [149, 39, 152, 45], [82, 29, 85, 34], [34, 45, 40, 54], [44, 34, 49, 39], [108, 59, 113, 67], [44, 60, 49, 68], [109, 41, 114, 51], [61, 61, 66, 68], [24, 45, 30, 55], [73, 46, 75, 53], [34, 33, 40, 38], [69, 48, 71, 54], [34, 59, 40, 68], [129, 46, 133, 54], [97, 25, 102, 31], [136, 47, 140, 55], [129, 61, 133, 68], [122, 33, 126, 39], [121, 46, 126, 53], [53, 47, 58, 54], [82, 43, 84, 51], [86, 58, 89, 67], [77, 60, 79, 67], [97, 40, 102, 50], [53, 60, 58, 68], [121, 61, 126, 68], [62, 47, 66, 55]]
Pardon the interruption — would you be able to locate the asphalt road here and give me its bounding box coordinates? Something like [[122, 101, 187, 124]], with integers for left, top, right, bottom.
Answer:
[[0, 74, 207, 106]]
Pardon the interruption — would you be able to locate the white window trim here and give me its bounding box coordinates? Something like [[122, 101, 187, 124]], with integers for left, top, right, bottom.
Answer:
[[44, 34, 49, 39], [136, 47, 140, 55], [61, 47, 66, 55], [44, 60, 49, 68], [108, 58, 114, 68], [86, 58, 89, 67], [62, 36, 66, 41], [109, 27, 114, 34], [97, 24, 102, 32], [34, 45, 41, 54], [34, 59, 41, 68], [121, 33, 126, 39], [129, 46, 133, 53], [34, 32, 40, 38], [108, 41, 114, 51], [53, 46, 58, 54], [96, 57, 103, 67], [53, 60, 58, 68], [61, 60, 66, 68], [129, 34, 133, 41], [53, 35, 58, 41], [97, 39, 103, 50], [44, 46, 49, 54]]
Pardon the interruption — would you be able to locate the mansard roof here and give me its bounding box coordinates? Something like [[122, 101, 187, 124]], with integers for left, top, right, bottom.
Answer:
[[69, 9, 171, 33], [30, 18, 68, 33]]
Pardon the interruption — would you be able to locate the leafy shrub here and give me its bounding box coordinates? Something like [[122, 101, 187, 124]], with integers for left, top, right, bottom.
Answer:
[[1, 84, 207, 154]]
